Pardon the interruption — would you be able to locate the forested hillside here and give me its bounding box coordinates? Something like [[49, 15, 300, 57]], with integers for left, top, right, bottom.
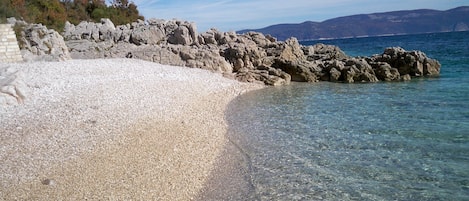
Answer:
[[239, 7, 469, 41], [0, 0, 144, 31]]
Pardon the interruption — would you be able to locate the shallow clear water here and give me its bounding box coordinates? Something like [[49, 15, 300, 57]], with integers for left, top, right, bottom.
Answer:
[[226, 31, 469, 200]]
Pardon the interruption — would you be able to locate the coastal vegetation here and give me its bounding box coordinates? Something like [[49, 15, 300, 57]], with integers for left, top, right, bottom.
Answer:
[[0, 0, 144, 31]]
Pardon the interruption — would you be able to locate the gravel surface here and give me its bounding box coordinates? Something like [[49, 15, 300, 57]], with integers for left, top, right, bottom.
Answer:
[[0, 59, 262, 200]]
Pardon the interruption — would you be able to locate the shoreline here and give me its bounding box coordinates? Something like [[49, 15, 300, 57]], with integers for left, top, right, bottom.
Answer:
[[0, 58, 263, 200], [196, 91, 260, 200]]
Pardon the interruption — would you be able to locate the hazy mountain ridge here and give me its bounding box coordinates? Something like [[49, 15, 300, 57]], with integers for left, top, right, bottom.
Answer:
[[238, 6, 469, 41]]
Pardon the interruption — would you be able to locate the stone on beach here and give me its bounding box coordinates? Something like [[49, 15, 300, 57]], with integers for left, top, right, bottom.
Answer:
[[0, 65, 27, 105]]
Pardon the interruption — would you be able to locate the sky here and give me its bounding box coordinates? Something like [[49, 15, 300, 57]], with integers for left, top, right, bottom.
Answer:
[[130, 0, 468, 32]]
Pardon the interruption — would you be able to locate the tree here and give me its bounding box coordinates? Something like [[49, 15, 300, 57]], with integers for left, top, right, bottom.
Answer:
[[0, 0, 25, 22], [62, 0, 90, 24], [1, 0, 144, 30], [26, 0, 67, 31]]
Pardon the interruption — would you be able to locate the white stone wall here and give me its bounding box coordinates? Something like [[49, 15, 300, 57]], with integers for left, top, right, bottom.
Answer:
[[0, 24, 23, 62]]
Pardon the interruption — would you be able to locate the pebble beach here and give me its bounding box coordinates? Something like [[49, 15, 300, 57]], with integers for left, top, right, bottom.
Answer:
[[0, 58, 261, 200]]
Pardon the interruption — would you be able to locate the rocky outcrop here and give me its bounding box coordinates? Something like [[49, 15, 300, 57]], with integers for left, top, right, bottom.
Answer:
[[63, 18, 198, 46], [0, 17, 440, 103], [13, 20, 71, 62], [60, 18, 441, 85], [371, 47, 441, 77]]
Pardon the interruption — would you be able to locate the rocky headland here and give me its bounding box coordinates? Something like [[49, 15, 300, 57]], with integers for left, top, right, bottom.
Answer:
[[8, 17, 440, 88]]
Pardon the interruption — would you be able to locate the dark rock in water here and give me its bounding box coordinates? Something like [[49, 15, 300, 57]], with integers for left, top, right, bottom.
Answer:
[[371, 47, 441, 78], [272, 59, 320, 82], [11, 17, 440, 85], [371, 62, 401, 81]]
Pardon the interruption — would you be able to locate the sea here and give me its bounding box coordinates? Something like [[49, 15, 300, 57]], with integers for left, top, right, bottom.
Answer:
[[224, 31, 469, 201]]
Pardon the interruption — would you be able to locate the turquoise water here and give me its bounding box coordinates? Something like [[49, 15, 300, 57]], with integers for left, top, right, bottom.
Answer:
[[226, 31, 469, 200]]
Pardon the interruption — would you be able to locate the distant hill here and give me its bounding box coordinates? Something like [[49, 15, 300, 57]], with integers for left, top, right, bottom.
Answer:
[[238, 6, 469, 41]]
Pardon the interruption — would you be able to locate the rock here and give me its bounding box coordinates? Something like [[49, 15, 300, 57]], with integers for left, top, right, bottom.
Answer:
[[168, 25, 190, 45], [113, 24, 132, 43], [372, 47, 441, 77], [272, 59, 320, 82], [223, 38, 267, 71], [423, 57, 441, 76], [66, 40, 116, 59], [199, 29, 218, 45], [41, 179, 55, 186], [329, 67, 342, 82], [371, 62, 401, 81], [65, 21, 100, 41], [99, 18, 116, 41], [59, 18, 441, 86], [18, 22, 71, 62], [278, 37, 305, 61], [63, 18, 116, 41], [268, 37, 325, 82], [343, 58, 378, 83], [245, 32, 274, 48], [130, 25, 165, 45], [177, 45, 232, 72], [322, 60, 344, 81], [400, 74, 412, 81], [6, 17, 17, 25], [62, 21, 77, 40], [218, 31, 238, 45], [168, 21, 198, 45], [307, 43, 348, 60], [235, 67, 291, 86], [342, 65, 359, 83], [0, 66, 27, 105]]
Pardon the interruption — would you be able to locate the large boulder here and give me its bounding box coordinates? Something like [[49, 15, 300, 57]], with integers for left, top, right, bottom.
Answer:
[[272, 59, 321, 82], [18, 22, 71, 62], [198, 29, 219, 45], [370, 62, 401, 81], [130, 25, 166, 45], [167, 21, 198, 45], [223, 41, 267, 71], [176, 45, 232, 72], [343, 58, 379, 83], [269, 37, 322, 82], [278, 37, 306, 61], [307, 43, 349, 61], [0, 65, 27, 105], [63, 21, 99, 41], [244, 31, 276, 48], [372, 47, 441, 77], [234, 66, 291, 86]]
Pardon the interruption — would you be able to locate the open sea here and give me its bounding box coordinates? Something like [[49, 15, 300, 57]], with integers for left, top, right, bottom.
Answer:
[[225, 31, 469, 200]]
